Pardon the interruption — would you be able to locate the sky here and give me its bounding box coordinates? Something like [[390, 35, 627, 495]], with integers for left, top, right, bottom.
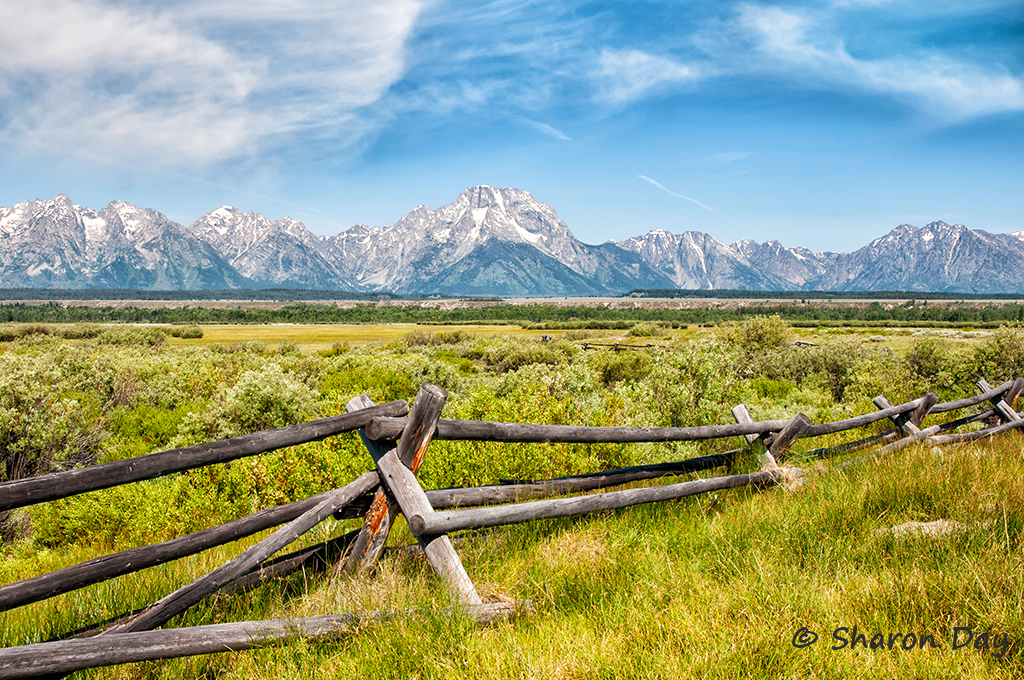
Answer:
[[0, 0, 1021, 252]]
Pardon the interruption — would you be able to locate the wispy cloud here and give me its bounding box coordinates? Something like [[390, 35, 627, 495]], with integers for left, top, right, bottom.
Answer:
[[730, 3, 1024, 121], [0, 0, 422, 165], [638, 175, 720, 214], [595, 49, 705, 105], [514, 117, 570, 140], [586, 3, 1024, 123]]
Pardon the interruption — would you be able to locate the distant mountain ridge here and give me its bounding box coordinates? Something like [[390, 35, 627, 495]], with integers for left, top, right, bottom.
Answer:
[[1, 187, 1021, 294], [0, 195, 249, 290]]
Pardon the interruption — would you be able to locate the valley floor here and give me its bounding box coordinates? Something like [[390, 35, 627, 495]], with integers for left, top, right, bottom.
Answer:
[[0, 322, 1022, 678]]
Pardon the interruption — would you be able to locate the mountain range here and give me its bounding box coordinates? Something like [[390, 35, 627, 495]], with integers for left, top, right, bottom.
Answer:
[[1, 186, 1022, 295]]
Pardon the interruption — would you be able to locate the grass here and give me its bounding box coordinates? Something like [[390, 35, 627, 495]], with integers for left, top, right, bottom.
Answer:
[[165, 324, 582, 351], [158, 322, 993, 354], [3, 435, 1024, 678], [1, 319, 1023, 678]]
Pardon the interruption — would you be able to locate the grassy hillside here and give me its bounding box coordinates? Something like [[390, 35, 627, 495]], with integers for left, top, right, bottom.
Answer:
[[0, 319, 1022, 678]]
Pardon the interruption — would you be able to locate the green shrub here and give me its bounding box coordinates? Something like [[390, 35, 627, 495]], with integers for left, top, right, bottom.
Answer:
[[321, 351, 467, 405], [276, 340, 301, 355], [437, 329, 471, 344], [973, 323, 1024, 383], [402, 329, 436, 348], [906, 337, 950, 381], [749, 377, 796, 401], [55, 324, 103, 339], [902, 336, 970, 395], [594, 351, 653, 386], [401, 329, 472, 349], [626, 322, 659, 338], [718, 315, 790, 354], [105, 404, 190, 460], [0, 353, 109, 540], [95, 326, 166, 346], [167, 325, 204, 339], [320, 341, 350, 357], [0, 353, 107, 487], [173, 363, 318, 444], [801, 340, 867, 402], [745, 338, 867, 403], [0, 324, 52, 342], [482, 337, 569, 373]]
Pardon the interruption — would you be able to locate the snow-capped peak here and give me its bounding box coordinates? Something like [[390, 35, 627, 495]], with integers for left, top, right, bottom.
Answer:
[[209, 206, 237, 221]]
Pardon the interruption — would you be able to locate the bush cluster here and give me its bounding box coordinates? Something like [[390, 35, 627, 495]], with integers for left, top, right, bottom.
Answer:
[[165, 325, 204, 339], [2, 318, 1023, 548]]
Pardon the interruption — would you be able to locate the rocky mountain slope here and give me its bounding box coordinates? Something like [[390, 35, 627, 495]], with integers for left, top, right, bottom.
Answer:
[[1, 188, 1020, 294], [189, 207, 350, 289], [324, 186, 672, 295], [814, 222, 1024, 294], [616, 230, 791, 290], [618, 220, 1024, 294], [0, 195, 250, 290]]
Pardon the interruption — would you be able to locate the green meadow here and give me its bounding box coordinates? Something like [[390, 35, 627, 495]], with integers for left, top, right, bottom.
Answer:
[[1, 318, 1023, 678]]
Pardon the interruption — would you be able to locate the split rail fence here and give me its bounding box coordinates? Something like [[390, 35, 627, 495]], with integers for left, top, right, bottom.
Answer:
[[0, 376, 1022, 678]]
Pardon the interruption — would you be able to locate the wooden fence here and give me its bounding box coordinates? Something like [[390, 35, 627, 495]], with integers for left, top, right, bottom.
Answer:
[[0, 377, 1022, 678]]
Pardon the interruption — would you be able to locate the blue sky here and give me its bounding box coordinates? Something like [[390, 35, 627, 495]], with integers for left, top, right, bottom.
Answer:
[[0, 0, 1021, 252]]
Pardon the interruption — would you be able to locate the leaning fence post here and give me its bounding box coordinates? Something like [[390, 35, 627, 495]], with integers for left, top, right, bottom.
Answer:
[[1006, 378, 1024, 412], [908, 392, 940, 428], [342, 395, 400, 574], [874, 395, 924, 434], [376, 451, 483, 609], [977, 378, 1023, 423], [344, 384, 451, 574], [370, 385, 486, 613], [768, 414, 811, 463], [731, 404, 776, 469]]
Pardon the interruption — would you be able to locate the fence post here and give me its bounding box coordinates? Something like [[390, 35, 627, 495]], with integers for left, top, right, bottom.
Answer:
[[344, 384, 452, 574], [768, 414, 811, 463], [977, 378, 1023, 423], [874, 395, 923, 435], [1006, 378, 1024, 413], [731, 404, 776, 469], [376, 452, 483, 609], [342, 395, 400, 574], [371, 385, 485, 612], [909, 392, 940, 428]]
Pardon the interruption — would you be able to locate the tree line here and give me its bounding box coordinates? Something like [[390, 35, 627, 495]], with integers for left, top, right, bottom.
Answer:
[[1, 300, 1023, 327]]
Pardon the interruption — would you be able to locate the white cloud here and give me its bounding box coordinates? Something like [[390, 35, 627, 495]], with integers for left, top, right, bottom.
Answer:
[[733, 3, 1024, 121], [592, 3, 1024, 123], [595, 49, 705, 105], [638, 175, 719, 214], [516, 118, 570, 141], [0, 0, 422, 165]]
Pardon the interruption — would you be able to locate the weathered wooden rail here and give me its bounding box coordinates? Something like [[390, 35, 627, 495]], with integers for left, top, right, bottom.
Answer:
[[580, 342, 655, 351], [0, 400, 410, 513], [0, 376, 1021, 677]]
